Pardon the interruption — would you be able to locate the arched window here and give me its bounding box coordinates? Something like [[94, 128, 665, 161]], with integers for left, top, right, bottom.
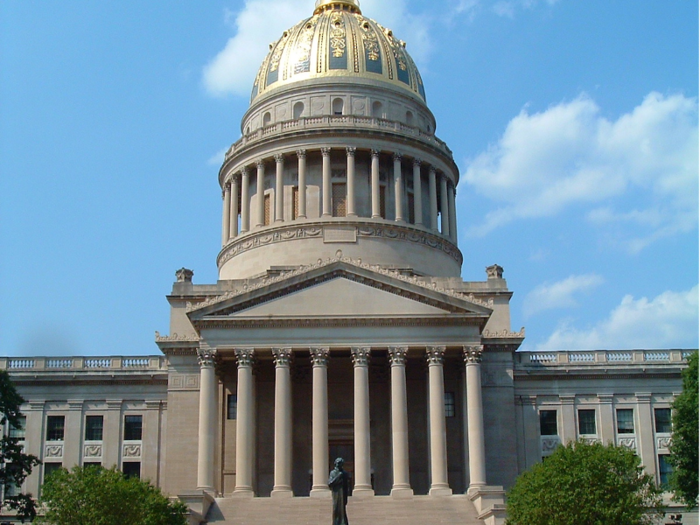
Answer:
[[293, 102, 304, 119], [332, 98, 344, 116], [372, 101, 383, 118], [263, 112, 272, 126], [406, 111, 414, 126]]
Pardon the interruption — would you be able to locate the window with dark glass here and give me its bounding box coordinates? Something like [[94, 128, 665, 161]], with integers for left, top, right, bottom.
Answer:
[[5, 464, 21, 496], [43, 462, 62, 481], [658, 455, 672, 487], [122, 462, 141, 479], [654, 408, 672, 433], [227, 394, 237, 420], [83, 462, 102, 468], [444, 392, 455, 418], [123, 415, 143, 441], [578, 409, 596, 435], [8, 416, 26, 440], [616, 409, 634, 434], [539, 410, 558, 436], [46, 416, 65, 441], [85, 415, 104, 441]]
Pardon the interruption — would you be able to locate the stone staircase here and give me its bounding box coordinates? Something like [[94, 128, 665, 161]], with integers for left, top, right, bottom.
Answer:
[[205, 494, 488, 525]]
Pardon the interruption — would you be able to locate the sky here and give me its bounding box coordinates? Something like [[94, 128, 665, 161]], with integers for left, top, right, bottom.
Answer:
[[0, 0, 697, 357]]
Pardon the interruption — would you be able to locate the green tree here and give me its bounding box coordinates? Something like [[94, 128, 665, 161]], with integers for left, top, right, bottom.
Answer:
[[0, 369, 40, 521], [506, 440, 662, 525], [669, 351, 699, 507], [38, 465, 188, 525]]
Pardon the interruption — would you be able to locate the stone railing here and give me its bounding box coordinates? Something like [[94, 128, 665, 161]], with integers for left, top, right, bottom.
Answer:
[[0, 356, 166, 372], [225, 115, 453, 161], [516, 350, 695, 366]]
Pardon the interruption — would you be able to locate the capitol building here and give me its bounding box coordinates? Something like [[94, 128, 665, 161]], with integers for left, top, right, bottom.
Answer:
[[1, 1, 695, 524]]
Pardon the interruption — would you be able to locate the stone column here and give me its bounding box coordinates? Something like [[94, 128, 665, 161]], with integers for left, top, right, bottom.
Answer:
[[322, 148, 332, 217], [272, 348, 293, 497], [221, 183, 231, 246], [346, 147, 357, 217], [274, 154, 284, 222], [256, 161, 265, 228], [413, 159, 423, 226], [393, 154, 404, 222], [464, 345, 486, 489], [388, 346, 413, 497], [351, 347, 374, 497], [241, 168, 250, 233], [440, 175, 450, 237], [297, 150, 307, 219], [371, 150, 381, 218], [310, 347, 331, 498], [233, 348, 255, 496], [230, 175, 239, 238], [448, 183, 457, 242], [636, 393, 657, 479], [197, 348, 218, 491], [429, 167, 438, 231], [427, 346, 451, 496]]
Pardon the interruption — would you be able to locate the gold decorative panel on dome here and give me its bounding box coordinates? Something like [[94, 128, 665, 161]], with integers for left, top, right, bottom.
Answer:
[[250, 1, 426, 104]]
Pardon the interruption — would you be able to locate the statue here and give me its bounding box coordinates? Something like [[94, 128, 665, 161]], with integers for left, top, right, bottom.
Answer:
[[328, 457, 351, 525]]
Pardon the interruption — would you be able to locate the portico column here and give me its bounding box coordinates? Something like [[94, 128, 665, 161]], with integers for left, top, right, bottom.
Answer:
[[351, 347, 374, 497], [448, 183, 457, 242], [233, 348, 255, 496], [371, 150, 381, 218], [256, 161, 265, 228], [322, 148, 332, 217], [440, 175, 450, 237], [274, 154, 284, 222], [464, 345, 486, 489], [413, 159, 423, 226], [310, 347, 331, 498], [427, 346, 451, 496], [221, 183, 231, 246], [346, 147, 357, 217], [297, 150, 307, 219], [393, 154, 405, 222], [271, 348, 293, 497], [196, 348, 217, 491], [429, 167, 438, 231], [240, 168, 250, 233], [388, 346, 413, 497], [230, 175, 239, 238]]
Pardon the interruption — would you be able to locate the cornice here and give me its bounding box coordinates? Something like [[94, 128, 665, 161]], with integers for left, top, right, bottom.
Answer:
[[513, 369, 684, 382]]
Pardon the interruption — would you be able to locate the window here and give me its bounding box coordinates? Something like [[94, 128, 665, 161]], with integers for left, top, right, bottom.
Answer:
[[124, 415, 143, 441], [616, 409, 634, 434], [85, 415, 104, 441], [44, 463, 62, 482], [332, 98, 344, 115], [578, 409, 596, 435], [444, 392, 455, 418], [292, 186, 300, 220], [332, 183, 347, 217], [658, 455, 672, 487], [122, 462, 141, 479], [227, 394, 237, 420], [654, 408, 672, 433], [293, 101, 304, 119], [406, 111, 414, 126], [539, 410, 558, 436], [83, 462, 102, 468], [407, 192, 415, 224], [372, 101, 383, 118], [8, 416, 26, 440], [379, 186, 386, 219], [4, 464, 22, 497], [46, 416, 65, 441], [263, 112, 272, 126], [264, 193, 272, 225]]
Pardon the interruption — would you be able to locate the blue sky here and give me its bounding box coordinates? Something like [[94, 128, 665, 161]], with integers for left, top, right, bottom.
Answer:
[[1, 0, 697, 357]]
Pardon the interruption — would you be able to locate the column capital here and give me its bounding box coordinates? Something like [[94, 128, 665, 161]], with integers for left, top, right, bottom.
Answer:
[[240, 167, 249, 177], [388, 346, 408, 366], [272, 348, 293, 367], [429, 166, 437, 175], [310, 347, 330, 367], [234, 348, 255, 368], [346, 146, 356, 157], [321, 147, 331, 157], [413, 158, 422, 167], [197, 348, 218, 368], [256, 160, 265, 170], [426, 346, 446, 365], [351, 347, 371, 367], [371, 149, 380, 158], [463, 345, 483, 364], [393, 153, 402, 163], [296, 149, 307, 159], [274, 153, 284, 163], [230, 172, 240, 184]]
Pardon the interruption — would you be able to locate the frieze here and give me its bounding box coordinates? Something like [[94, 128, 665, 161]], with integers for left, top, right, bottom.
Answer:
[[45, 444, 63, 458], [84, 444, 102, 458], [123, 444, 142, 458], [169, 374, 200, 390], [155, 331, 201, 342], [656, 437, 671, 450], [482, 327, 525, 339], [617, 437, 636, 450]]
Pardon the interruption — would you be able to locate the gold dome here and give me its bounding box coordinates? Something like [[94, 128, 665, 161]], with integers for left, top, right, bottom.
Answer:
[[250, 3, 426, 104]]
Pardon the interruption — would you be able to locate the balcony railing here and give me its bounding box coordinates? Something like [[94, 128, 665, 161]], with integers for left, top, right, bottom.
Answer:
[[0, 356, 166, 372], [517, 349, 695, 366]]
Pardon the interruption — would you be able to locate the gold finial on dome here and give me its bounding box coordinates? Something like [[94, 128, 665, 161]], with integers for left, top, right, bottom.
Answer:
[[314, 0, 361, 15]]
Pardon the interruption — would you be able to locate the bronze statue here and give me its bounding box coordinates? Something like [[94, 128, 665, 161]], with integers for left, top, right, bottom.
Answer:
[[328, 457, 351, 525]]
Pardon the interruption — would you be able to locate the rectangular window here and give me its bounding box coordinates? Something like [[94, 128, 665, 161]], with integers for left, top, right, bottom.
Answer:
[[658, 455, 672, 487], [292, 186, 299, 220], [46, 416, 65, 441], [122, 462, 141, 479], [85, 415, 104, 441], [124, 415, 143, 441], [332, 183, 347, 217], [227, 394, 237, 420], [8, 416, 26, 440], [616, 409, 634, 434], [654, 408, 672, 433], [83, 462, 102, 468], [264, 194, 271, 225], [379, 186, 386, 219], [539, 410, 558, 436], [44, 462, 62, 482], [407, 192, 415, 224], [444, 392, 455, 418], [578, 409, 596, 435], [5, 464, 22, 497]]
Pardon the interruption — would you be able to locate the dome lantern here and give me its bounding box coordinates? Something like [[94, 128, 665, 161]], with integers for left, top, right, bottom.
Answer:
[[314, 0, 362, 15]]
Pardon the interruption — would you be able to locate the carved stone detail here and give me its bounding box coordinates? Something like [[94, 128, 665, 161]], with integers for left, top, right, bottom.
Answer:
[[346, 147, 356, 157], [310, 347, 330, 366], [155, 331, 201, 342], [321, 147, 331, 157], [541, 436, 561, 454], [351, 347, 371, 367], [463, 345, 484, 364], [234, 348, 255, 368], [371, 149, 380, 158], [175, 268, 193, 283], [274, 153, 284, 163], [45, 444, 63, 458], [272, 347, 293, 367], [657, 437, 671, 450], [84, 444, 103, 458], [426, 346, 446, 365], [482, 327, 525, 339], [486, 264, 504, 280], [413, 158, 422, 167], [617, 437, 636, 450], [123, 444, 142, 458], [392, 153, 402, 163], [197, 348, 218, 368], [296, 149, 307, 159], [388, 346, 408, 366]]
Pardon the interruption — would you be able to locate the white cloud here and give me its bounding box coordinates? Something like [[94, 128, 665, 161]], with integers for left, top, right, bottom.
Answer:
[[535, 285, 699, 350], [463, 92, 699, 246], [207, 146, 230, 166], [524, 274, 604, 317], [492, 0, 559, 18], [202, 0, 432, 98]]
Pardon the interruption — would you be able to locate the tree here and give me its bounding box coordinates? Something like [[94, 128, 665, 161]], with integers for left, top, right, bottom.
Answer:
[[506, 440, 662, 525], [669, 351, 699, 507], [38, 465, 189, 525], [0, 369, 40, 521]]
